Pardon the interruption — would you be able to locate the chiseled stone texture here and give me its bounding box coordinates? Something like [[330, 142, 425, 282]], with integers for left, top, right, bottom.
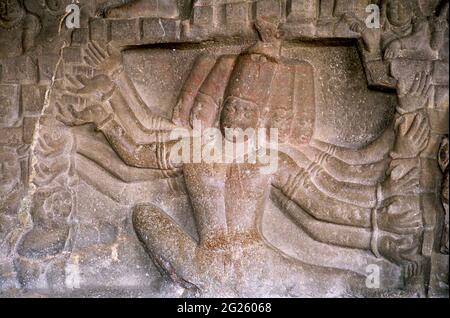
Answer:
[[0, 0, 448, 298]]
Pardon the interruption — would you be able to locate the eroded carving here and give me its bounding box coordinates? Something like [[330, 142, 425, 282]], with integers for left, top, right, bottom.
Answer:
[[439, 136, 449, 254], [0, 0, 448, 298], [0, 0, 40, 58], [43, 16, 426, 296]]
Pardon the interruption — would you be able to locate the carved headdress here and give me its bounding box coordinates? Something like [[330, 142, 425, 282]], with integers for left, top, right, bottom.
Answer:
[[247, 18, 283, 61]]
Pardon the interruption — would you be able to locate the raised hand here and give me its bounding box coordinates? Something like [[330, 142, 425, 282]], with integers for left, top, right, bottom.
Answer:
[[66, 74, 115, 100], [384, 40, 402, 60], [342, 13, 380, 53], [55, 74, 113, 126], [397, 72, 433, 113], [343, 13, 366, 33], [391, 112, 430, 159], [381, 164, 420, 198], [83, 41, 123, 77], [378, 232, 420, 266], [56, 97, 109, 127], [378, 198, 423, 236]]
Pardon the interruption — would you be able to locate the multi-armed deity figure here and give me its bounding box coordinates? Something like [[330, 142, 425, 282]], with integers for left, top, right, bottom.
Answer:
[[56, 17, 426, 296]]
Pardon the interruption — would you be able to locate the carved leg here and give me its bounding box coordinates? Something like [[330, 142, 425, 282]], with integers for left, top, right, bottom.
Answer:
[[229, 240, 369, 297], [132, 204, 198, 286]]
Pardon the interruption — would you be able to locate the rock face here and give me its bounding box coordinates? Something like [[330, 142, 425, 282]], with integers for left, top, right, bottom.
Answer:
[[0, 0, 448, 298]]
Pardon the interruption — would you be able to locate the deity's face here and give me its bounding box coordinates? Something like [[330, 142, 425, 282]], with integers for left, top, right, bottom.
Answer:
[[386, 0, 413, 27], [0, 149, 20, 196], [0, 0, 22, 22], [220, 97, 261, 141]]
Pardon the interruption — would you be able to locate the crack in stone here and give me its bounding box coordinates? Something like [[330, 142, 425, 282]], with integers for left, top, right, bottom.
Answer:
[[11, 41, 70, 260]]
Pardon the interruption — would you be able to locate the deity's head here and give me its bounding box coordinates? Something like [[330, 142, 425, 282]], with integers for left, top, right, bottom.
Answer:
[[0, 0, 24, 23], [219, 50, 297, 144], [220, 96, 261, 134], [0, 147, 20, 196], [384, 0, 413, 27]]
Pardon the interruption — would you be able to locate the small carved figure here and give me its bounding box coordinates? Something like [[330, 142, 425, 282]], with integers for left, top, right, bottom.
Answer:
[[344, 0, 448, 61], [0, 146, 26, 256], [17, 187, 73, 259], [383, 0, 448, 60], [0, 0, 40, 58], [0, 147, 21, 211], [23, 0, 72, 51]]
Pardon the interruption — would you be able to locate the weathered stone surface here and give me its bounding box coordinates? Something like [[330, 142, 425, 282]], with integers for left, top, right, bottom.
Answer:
[[0, 0, 448, 298]]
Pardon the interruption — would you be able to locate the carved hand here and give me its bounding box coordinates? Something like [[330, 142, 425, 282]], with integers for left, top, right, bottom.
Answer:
[[342, 13, 380, 53], [391, 113, 430, 159], [397, 72, 433, 113], [384, 40, 402, 60], [378, 198, 423, 236], [56, 98, 109, 127], [381, 164, 420, 199], [68, 74, 115, 99], [342, 13, 366, 33], [56, 74, 113, 126], [83, 41, 123, 77], [378, 232, 419, 266]]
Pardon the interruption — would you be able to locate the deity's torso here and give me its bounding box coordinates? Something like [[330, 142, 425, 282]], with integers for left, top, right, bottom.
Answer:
[[183, 162, 271, 248]]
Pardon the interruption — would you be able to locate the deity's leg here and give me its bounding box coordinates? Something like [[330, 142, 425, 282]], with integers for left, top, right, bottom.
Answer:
[[132, 204, 198, 286], [226, 240, 369, 297]]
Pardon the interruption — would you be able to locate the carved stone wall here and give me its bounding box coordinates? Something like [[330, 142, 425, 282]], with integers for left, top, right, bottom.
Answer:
[[0, 0, 448, 298]]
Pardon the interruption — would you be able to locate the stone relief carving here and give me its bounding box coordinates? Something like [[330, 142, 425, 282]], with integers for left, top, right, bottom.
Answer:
[[0, 0, 448, 297], [439, 136, 448, 254], [96, 0, 180, 19], [0, 0, 40, 59]]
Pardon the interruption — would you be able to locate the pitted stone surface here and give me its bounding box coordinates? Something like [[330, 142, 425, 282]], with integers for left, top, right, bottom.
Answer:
[[0, 0, 448, 298]]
